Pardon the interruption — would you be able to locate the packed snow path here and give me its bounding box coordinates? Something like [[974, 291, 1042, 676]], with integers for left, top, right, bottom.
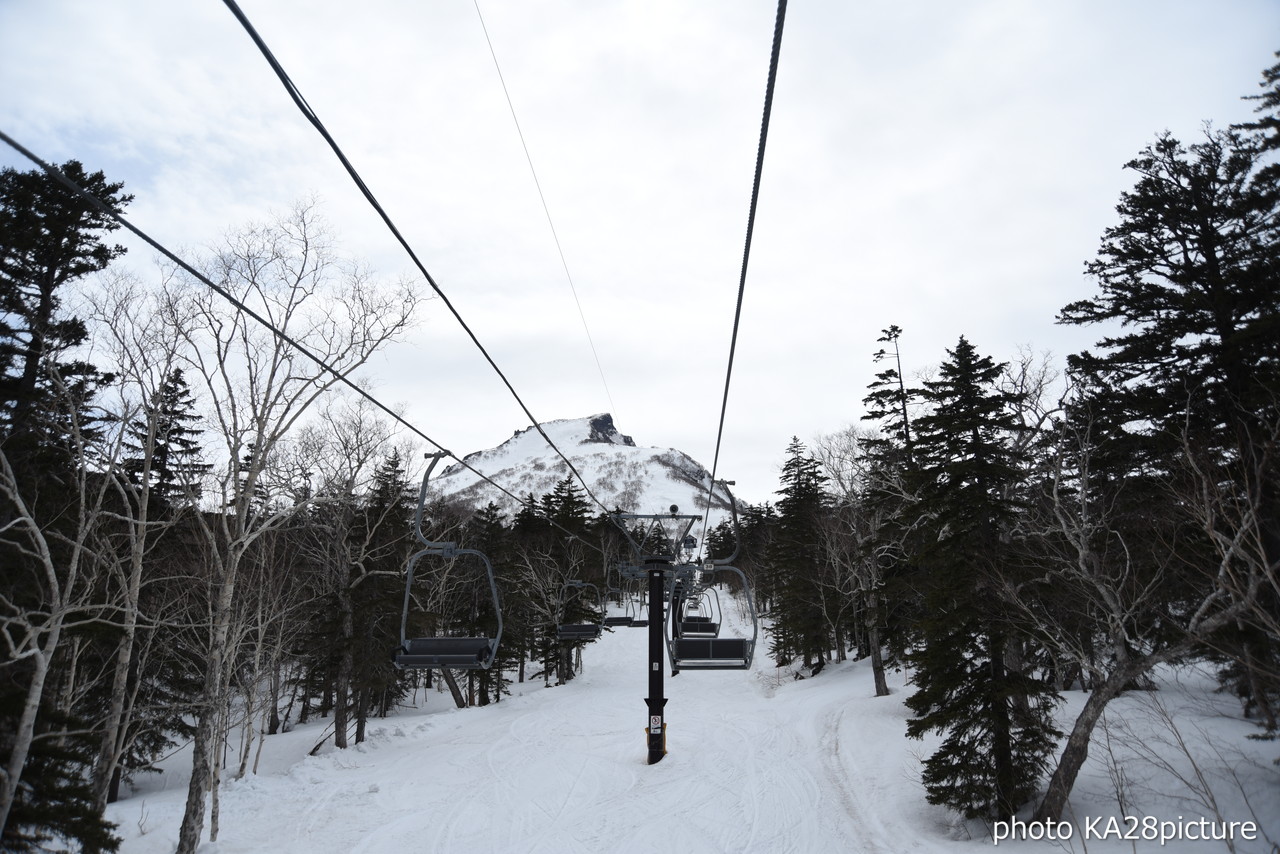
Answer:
[[106, 600, 1278, 853], [107, 602, 951, 854]]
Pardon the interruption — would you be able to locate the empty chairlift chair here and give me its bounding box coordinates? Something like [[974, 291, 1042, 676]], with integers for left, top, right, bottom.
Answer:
[[629, 588, 650, 628], [602, 566, 635, 627], [679, 589, 721, 638], [395, 455, 503, 671], [556, 580, 604, 641], [667, 565, 757, 672]]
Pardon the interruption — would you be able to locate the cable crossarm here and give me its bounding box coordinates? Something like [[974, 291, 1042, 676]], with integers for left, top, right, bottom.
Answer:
[[220, 0, 616, 520], [0, 130, 606, 557], [700, 0, 788, 516], [612, 511, 701, 565]]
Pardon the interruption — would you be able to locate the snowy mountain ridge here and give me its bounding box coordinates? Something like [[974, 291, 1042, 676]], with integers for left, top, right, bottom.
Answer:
[[431, 414, 730, 521]]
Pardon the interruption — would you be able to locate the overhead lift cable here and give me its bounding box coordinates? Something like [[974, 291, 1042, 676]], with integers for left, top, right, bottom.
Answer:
[[0, 130, 607, 559], [699, 0, 788, 550], [221, 0, 616, 518], [473, 0, 619, 423]]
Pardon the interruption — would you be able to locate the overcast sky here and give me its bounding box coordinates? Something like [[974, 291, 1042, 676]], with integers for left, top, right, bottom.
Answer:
[[2, 1, 1277, 504]]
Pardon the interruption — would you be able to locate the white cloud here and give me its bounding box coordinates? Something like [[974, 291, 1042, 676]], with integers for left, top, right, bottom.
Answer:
[[2, 0, 1276, 502]]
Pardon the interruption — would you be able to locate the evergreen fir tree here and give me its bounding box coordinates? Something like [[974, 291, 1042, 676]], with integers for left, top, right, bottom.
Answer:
[[542, 476, 593, 538], [512, 492, 551, 550], [765, 438, 829, 667], [541, 478, 602, 683], [862, 325, 915, 463], [728, 503, 776, 611], [859, 326, 924, 665], [1237, 51, 1280, 180], [902, 337, 1059, 820], [123, 368, 211, 513], [0, 161, 130, 443], [705, 518, 736, 562], [0, 161, 129, 847], [352, 451, 416, 724], [0, 686, 120, 853]]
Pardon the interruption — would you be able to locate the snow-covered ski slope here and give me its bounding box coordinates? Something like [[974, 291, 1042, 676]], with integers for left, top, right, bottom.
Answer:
[[108, 599, 1278, 854]]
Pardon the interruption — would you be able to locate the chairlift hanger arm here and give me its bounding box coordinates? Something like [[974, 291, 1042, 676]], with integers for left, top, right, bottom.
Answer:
[[413, 452, 457, 552], [709, 481, 742, 566], [558, 580, 603, 613]]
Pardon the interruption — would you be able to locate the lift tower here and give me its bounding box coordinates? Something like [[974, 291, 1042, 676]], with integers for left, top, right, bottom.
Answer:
[[614, 507, 701, 765]]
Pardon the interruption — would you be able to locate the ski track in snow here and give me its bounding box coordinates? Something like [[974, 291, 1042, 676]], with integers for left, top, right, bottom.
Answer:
[[105, 599, 1279, 854]]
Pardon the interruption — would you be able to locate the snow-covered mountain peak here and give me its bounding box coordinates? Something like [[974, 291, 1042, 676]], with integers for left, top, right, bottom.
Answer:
[[433, 414, 727, 522], [493, 413, 635, 453]]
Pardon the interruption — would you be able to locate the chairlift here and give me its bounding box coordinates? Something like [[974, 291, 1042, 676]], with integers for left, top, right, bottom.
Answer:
[[667, 565, 756, 671], [556, 580, 604, 641], [395, 455, 503, 671], [611, 560, 651, 626]]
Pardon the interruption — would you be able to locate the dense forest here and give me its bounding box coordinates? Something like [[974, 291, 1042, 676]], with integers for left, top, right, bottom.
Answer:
[[1, 55, 1277, 853]]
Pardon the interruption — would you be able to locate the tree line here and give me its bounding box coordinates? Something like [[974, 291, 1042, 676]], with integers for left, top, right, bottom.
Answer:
[[713, 56, 1280, 825], [0, 177, 636, 852]]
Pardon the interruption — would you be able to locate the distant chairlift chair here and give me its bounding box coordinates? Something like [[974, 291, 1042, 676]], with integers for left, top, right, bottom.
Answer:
[[394, 454, 503, 671], [679, 589, 721, 639], [602, 565, 635, 627], [629, 587, 650, 628], [665, 490, 757, 672], [556, 580, 604, 641]]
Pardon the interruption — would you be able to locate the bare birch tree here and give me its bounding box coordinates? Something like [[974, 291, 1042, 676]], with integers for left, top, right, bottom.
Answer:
[[169, 203, 420, 854], [1023, 394, 1274, 823], [0, 367, 127, 837], [815, 425, 918, 696], [82, 269, 200, 809], [295, 394, 414, 747]]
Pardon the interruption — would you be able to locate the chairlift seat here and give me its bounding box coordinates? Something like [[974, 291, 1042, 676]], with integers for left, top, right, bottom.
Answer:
[[679, 620, 720, 637], [395, 637, 496, 670], [603, 616, 634, 627], [672, 637, 752, 669], [629, 619, 650, 628], [557, 623, 603, 641]]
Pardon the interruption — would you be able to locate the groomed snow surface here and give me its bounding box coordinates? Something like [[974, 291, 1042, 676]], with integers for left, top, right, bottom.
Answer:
[[107, 598, 1278, 853]]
